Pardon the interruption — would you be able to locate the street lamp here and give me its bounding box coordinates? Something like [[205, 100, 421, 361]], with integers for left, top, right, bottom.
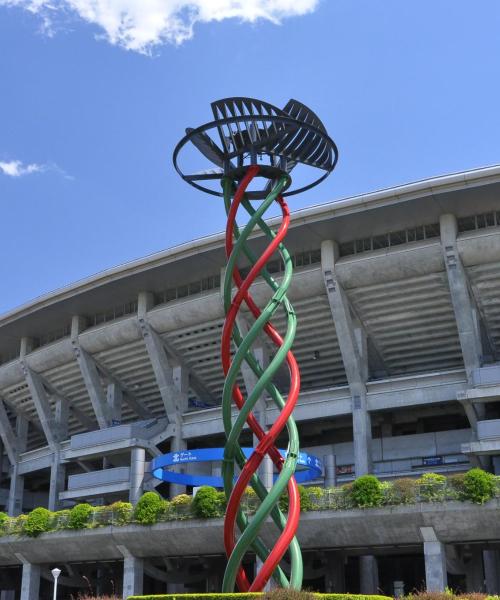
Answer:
[[51, 568, 61, 600]]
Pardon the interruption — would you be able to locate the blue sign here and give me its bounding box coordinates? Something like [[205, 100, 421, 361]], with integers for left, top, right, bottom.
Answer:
[[151, 447, 323, 488]]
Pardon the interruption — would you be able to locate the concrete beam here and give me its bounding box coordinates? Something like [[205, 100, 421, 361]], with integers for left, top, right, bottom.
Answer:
[[321, 240, 373, 475], [440, 215, 483, 383], [96, 362, 153, 420], [420, 526, 448, 591], [30, 374, 96, 431], [72, 316, 111, 428], [0, 397, 17, 464], [138, 294, 185, 420], [21, 363, 58, 450], [138, 292, 215, 410]]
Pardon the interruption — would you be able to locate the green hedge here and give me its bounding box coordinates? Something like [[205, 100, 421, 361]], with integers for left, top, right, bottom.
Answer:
[[1, 468, 499, 538], [127, 594, 392, 600]]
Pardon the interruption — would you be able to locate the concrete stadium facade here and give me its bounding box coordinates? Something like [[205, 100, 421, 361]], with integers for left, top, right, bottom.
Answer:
[[1, 165, 500, 598]]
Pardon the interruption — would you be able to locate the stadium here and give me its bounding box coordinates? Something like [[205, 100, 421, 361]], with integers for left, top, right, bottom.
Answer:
[[1, 164, 500, 599]]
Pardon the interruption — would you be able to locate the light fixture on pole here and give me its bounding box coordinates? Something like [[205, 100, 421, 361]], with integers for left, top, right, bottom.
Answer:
[[51, 568, 61, 600]]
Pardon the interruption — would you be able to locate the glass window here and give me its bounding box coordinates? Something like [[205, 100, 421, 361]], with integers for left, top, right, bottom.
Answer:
[[165, 288, 177, 302], [310, 249, 321, 263], [339, 242, 355, 256], [457, 216, 476, 232], [177, 285, 188, 298], [389, 231, 406, 246], [424, 223, 440, 238], [189, 281, 201, 294], [373, 234, 389, 249]]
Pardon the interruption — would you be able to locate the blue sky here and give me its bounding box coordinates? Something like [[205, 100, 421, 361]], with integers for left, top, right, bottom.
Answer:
[[1, 0, 500, 315]]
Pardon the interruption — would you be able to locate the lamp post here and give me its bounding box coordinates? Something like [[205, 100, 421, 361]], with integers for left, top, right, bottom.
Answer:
[[51, 568, 61, 600]]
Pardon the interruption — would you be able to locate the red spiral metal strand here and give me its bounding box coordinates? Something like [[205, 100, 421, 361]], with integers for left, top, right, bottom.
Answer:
[[221, 166, 301, 590]]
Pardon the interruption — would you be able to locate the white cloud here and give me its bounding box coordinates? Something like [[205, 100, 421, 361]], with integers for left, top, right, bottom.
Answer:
[[0, 0, 319, 53], [0, 160, 44, 177], [0, 159, 72, 179]]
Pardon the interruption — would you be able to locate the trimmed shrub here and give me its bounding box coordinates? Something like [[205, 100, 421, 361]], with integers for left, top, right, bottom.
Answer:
[[350, 475, 383, 508], [12, 514, 28, 534], [417, 472, 447, 502], [0, 512, 9, 536], [53, 509, 71, 529], [217, 491, 227, 511], [279, 484, 313, 513], [192, 486, 224, 518], [306, 486, 325, 508], [462, 468, 495, 504], [23, 507, 52, 537], [387, 478, 417, 505], [67, 503, 94, 529], [171, 493, 191, 506], [446, 472, 466, 499], [134, 492, 165, 525], [109, 501, 133, 525]]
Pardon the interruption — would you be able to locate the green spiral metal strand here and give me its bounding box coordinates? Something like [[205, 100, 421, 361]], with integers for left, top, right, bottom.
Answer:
[[220, 169, 303, 592]]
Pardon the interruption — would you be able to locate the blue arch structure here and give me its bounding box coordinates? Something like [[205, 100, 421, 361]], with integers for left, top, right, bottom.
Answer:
[[151, 448, 323, 488]]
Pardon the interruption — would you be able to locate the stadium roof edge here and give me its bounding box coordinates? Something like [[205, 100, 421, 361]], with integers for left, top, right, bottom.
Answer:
[[2, 163, 500, 326]]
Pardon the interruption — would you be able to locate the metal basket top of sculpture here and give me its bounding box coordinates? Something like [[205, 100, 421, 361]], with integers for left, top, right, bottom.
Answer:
[[173, 97, 338, 199]]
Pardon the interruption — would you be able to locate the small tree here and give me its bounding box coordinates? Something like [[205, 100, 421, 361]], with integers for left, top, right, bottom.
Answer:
[[417, 472, 447, 502], [462, 468, 495, 504], [350, 475, 383, 508], [192, 486, 223, 518], [67, 503, 94, 529], [279, 484, 312, 512], [109, 501, 133, 525], [134, 492, 164, 525], [23, 507, 52, 537]]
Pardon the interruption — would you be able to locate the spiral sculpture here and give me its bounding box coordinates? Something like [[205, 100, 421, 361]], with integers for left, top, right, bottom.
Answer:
[[173, 97, 338, 592]]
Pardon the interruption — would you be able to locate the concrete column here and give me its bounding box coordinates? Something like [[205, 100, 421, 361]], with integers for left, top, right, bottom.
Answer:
[[352, 392, 372, 476], [324, 453, 337, 487], [321, 240, 372, 476], [129, 447, 146, 505], [421, 527, 448, 591], [0, 439, 3, 487], [18, 559, 40, 600], [325, 552, 345, 593], [107, 382, 123, 425], [55, 396, 69, 440], [123, 556, 144, 598], [484, 549, 500, 594], [440, 214, 483, 382], [8, 463, 24, 516], [360, 555, 379, 594], [118, 545, 144, 598], [8, 416, 27, 516], [465, 548, 484, 592], [48, 450, 65, 511], [206, 572, 219, 592]]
